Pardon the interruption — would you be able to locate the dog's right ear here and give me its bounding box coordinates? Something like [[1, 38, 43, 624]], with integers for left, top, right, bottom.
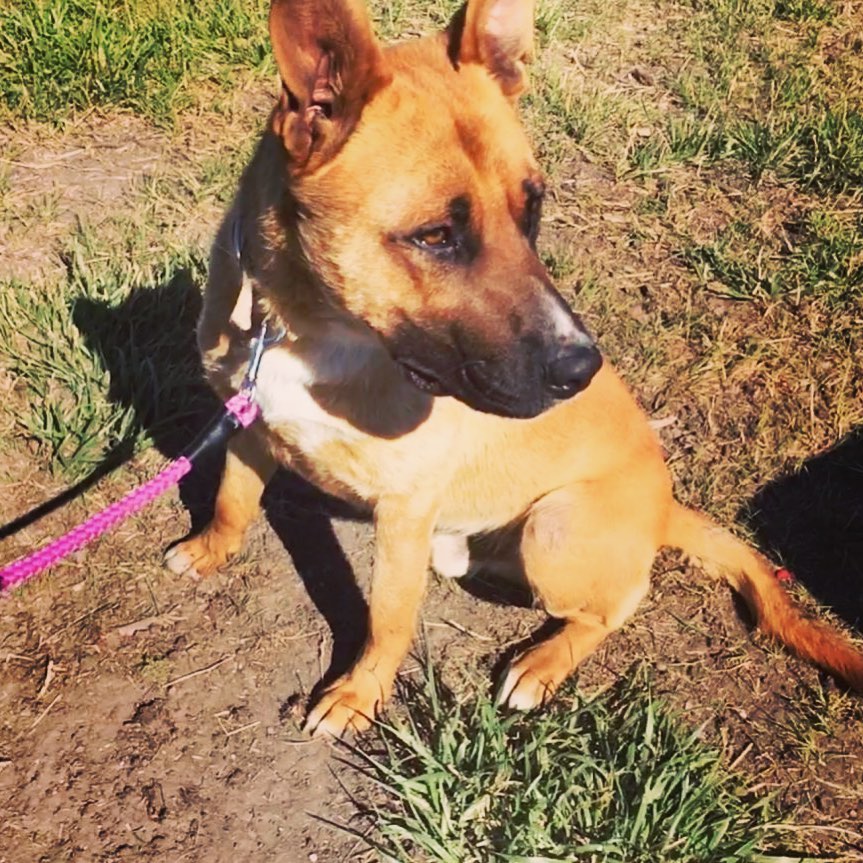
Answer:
[[450, 0, 536, 98], [269, 0, 389, 173]]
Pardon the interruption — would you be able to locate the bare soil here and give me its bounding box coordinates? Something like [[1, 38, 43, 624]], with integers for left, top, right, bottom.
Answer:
[[2, 112, 863, 863]]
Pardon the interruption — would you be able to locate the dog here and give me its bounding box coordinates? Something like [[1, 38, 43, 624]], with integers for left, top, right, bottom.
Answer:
[[165, 0, 863, 737]]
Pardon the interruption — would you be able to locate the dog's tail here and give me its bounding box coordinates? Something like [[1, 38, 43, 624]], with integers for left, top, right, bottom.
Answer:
[[664, 501, 863, 691]]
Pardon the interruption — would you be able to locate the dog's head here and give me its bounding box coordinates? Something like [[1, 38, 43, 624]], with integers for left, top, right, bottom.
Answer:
[[268, 0, 601, 419]]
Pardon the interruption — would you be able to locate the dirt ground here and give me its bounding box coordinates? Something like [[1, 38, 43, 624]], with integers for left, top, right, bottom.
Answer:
[[2, 104, 863, 862]]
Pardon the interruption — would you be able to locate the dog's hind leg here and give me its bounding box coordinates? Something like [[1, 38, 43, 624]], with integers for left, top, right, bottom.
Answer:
[[497, 478, 664, 710], [164, 429, 276, 578]]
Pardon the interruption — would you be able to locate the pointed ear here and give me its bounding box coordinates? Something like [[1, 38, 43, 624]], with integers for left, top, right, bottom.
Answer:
[[269, 0, 390, 172], [450, 0, 536, 97]]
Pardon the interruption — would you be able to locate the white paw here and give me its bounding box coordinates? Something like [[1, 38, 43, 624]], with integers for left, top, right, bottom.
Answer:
[[163, 545, 201, 579], [431, 533, 470, 578], [495, 661, 552, 711]]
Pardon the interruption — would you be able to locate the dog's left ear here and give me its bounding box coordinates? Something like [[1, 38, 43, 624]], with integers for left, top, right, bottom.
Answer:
[[269, 0, 390, 172], [451, 0, 536, 97]]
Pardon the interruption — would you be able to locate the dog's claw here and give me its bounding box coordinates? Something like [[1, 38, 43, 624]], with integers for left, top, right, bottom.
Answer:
[[304, 699, 374, 739], [163, 545, 201, 579]]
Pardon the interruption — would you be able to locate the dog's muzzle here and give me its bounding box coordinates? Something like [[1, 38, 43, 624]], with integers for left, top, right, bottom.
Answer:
[[392, 330, 602, 419], [386, 279, 603, 418]]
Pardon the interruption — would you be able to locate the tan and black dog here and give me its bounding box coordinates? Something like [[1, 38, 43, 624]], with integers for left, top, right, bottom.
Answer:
[[165, 0, 863, 737]]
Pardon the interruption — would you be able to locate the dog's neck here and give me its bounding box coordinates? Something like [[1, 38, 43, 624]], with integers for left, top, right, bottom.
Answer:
[[230, 256, 435, 440], [250, 311, 435, 439]]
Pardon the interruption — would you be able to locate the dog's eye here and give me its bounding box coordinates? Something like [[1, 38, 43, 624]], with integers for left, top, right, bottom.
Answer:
[[412, 226, 454, 251]]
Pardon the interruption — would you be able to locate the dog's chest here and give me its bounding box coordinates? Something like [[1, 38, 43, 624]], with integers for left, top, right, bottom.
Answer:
[[254, 348, 363, 456], [250, 338, 431, 504]]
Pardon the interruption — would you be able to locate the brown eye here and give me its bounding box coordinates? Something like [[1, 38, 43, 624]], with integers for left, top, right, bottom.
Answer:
[[413, 225, 453, 251]]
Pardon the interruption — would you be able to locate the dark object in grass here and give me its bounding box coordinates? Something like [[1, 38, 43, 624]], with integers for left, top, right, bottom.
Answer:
[[745, 427, 863, 631]]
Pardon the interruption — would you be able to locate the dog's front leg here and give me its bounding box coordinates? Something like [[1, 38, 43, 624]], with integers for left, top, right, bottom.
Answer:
[[164, 428, 276, 578], [305, 497, 436, 738]]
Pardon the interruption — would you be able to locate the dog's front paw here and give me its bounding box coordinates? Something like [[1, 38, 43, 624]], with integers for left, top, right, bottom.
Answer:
[[304, 668, 390, 739], [495, 642, 568, 711], [163, 530, 241, 578]]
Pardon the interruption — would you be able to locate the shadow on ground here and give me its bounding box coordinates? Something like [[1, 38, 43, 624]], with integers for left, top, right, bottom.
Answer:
[[70, 264, 220, 526], [742, 427, 863, 630], [14, 258, 863, 676], [6, 263, 369, 680], [262, 473, 368, 683]]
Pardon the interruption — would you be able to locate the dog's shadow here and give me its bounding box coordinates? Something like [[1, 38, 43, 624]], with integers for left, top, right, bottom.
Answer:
[[2, 262, 367, 682], [741, 428, 863, 630]]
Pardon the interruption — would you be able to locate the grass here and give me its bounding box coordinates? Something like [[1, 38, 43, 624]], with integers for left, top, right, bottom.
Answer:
[[0, 0, 273, 125], [774, 679, 860, 766], [371, 0, 461, 40], [346, 664, 779, 863], [772, 0, 835, 22], [683, 209, 863, 302], [631, 0, 863, 192], [0, 228, 209, 479]]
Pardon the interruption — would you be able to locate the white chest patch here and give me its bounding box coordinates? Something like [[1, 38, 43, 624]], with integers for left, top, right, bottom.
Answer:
[[253, 348, 361, 454]]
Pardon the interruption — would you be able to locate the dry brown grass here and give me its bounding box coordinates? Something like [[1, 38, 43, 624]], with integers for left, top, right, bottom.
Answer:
[[2, 0, 863, 859]]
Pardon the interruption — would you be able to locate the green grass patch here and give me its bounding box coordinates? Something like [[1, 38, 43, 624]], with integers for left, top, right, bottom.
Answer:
[[370, 0, 461, 40], [371, 0, 585, 46], [348, 665, 779, 862], [772, 0, 835, 23], [0, 0, 272, 124], [628, 115, 726, 175], [0, 231, 209, 479], [788, 109, 863, 193], [512, 0, 632, 173], [683, 209, 863, 302], [712, 110, 863, 193], [524, 64, 614, 168], [629, 0, 863, 192]]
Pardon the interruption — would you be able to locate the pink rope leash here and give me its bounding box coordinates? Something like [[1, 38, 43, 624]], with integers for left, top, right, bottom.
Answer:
[[1, 393, 259, 593], [1, 458, 193, 591]]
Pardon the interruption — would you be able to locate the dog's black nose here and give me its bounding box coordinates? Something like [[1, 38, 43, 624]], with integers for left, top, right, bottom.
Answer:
[[544, 343, 603, 399]]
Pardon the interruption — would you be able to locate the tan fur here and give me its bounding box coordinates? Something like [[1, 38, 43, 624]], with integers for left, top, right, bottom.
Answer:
[[167, 0, 863, 736]]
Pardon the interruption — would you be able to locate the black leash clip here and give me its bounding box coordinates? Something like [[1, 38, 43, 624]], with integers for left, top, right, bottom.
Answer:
[[184, 319, 283, 466]]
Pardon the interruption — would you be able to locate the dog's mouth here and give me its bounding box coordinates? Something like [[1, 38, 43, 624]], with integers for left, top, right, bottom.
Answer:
[[396, 355, 550, 418], [388, 314, 599, 419], [458, 362, 544, 418], [397, 359, 448, 395]]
